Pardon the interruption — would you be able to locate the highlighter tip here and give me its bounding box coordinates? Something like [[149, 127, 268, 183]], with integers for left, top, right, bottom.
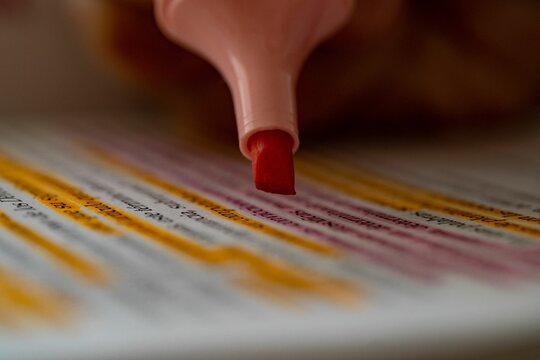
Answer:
[[248, 130, 296, 195]]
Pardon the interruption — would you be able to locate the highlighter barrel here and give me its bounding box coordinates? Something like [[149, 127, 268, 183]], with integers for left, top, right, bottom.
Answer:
[[155, 0, 354, 157]]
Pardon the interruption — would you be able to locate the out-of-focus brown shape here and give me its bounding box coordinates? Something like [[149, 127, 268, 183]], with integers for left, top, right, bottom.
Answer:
[[300, 0, 540, 134], [72, 0, 540, 137]]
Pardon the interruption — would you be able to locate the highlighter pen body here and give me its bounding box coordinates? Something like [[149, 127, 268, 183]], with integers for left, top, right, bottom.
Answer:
[[155, 0, 354, 193]]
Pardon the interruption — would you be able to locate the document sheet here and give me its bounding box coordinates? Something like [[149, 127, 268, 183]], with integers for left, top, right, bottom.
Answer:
[[1, 118, 540, 359]]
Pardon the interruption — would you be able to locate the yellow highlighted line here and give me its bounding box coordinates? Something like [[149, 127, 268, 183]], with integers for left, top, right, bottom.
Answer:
[[298, 162, 418, 212], [0, 266, 72, 328], [0, 157, 117, 235], [88, 146, 338, 256], [0, 210, 108, 284], [299, 155, 540, 239], [1, 152, 359, 305]]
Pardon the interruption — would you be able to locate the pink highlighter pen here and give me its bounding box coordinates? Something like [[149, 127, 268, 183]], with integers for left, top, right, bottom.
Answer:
[[154, 0, 354, 194]]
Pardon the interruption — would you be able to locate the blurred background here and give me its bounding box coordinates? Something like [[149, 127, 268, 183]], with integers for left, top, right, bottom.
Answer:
[[0, 0, 146, 116], [2, 0, 539, 139]]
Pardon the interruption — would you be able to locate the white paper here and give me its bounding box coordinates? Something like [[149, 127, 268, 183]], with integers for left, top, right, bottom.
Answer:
[[1, 117, 540, 359]]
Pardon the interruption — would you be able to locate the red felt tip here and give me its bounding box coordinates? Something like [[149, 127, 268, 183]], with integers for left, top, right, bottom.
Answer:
[[248, 130, 296, 195]]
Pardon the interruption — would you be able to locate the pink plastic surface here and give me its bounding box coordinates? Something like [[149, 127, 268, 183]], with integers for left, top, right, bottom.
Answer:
[[155, 0, 354, 158]]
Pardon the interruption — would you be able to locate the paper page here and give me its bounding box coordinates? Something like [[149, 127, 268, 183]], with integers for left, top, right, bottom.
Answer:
[[1, 118, 540, 359]]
